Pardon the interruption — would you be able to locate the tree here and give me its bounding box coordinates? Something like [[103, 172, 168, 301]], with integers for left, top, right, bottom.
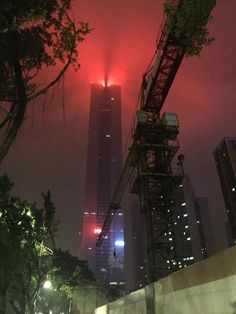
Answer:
[[0, 174, 57, 313], [0, 0, 90, 163], [0, 174, 97, 313], [35, 249, 96, 314], [164, 0, 216, 56]]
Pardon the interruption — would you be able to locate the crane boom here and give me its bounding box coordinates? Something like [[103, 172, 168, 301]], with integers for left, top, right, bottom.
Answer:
[[96, 0, 216, 282]]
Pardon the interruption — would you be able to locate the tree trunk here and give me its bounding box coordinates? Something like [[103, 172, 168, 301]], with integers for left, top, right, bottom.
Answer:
[[27, 303, 35, 314]]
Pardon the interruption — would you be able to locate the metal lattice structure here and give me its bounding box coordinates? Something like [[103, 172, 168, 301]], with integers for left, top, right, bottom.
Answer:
[[96, 0, 214, 283], [96, 21, 186, 282]]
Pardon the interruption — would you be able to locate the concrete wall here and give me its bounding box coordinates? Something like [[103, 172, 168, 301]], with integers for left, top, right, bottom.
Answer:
[[95, 246, 236, 314]]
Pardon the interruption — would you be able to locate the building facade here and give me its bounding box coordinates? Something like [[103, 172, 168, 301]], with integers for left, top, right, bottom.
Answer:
[[80, 84, 124, 289], [124, 175, 215, 291], [214, 137, 236, 244]]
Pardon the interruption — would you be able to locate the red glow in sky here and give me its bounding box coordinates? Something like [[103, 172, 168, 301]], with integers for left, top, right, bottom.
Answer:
[[1, 0, 236, 255]]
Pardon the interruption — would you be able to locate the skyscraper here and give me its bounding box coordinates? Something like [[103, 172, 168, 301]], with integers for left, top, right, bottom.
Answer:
[[214, 137, 236, 244], [194, 197, 215, 257], [182, 176, 215, 259], [80, 83, 124, 289]]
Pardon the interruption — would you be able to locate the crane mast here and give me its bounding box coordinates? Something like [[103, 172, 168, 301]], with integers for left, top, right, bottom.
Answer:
[[96, 0, 215, 282]]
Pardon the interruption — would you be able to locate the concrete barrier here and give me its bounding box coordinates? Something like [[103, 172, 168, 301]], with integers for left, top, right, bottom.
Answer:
[[94, 246, 236, 314]]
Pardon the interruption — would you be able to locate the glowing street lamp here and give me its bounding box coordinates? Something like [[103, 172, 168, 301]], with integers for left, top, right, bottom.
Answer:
[[43, 280, 52, 289]]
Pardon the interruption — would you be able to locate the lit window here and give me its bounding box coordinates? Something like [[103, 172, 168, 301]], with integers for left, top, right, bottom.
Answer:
[[177, 215, 180, 219], [94, 228, 102, 234], [185, 225, 189, 229], [110, 97, 115, 101], [183, 213, 187, 217], [88, 247, 92, 250], [115, 240, 125, 247], [84, 211, 89, 215], [169, 238, 173, 241], [197, 220, 200, 224], [182, 202, 186, 206], [179, 184, 183, 188], [140, 266, 144, 269], [232, 187, 235, 192], [110, 282, 117, 285], [187, 237, 191, 241], [174, 222, 177, 225], [118, 213, 123, 216], [105, 134, 111, 138]]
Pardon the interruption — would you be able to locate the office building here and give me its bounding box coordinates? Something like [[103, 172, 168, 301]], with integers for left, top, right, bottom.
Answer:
[[80, 83, 124, 289], [195, 197, 215, 257], [214, 137, 236, 244], [124, 175, 215, 291]]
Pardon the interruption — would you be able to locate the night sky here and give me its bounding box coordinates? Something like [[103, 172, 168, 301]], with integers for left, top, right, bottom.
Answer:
[[1, 0, 236, 255]]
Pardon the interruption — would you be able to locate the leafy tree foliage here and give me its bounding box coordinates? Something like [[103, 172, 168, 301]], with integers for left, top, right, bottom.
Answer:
[[164, 0, 216, 56], [35, 249, 95, 313], [0, 0, 90, 163], [0, 174, 96, 313], [0, 174, 57, 313]]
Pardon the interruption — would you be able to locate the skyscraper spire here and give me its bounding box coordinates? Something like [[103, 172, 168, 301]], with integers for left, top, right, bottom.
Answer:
[[104, 74, 108, 88]]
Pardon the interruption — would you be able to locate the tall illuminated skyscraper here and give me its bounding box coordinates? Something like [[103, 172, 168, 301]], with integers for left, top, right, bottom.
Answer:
[[80, 83, 124, 289]]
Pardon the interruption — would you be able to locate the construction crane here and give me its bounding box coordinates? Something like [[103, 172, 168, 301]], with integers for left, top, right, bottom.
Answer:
[[96, 0, 216, 283]]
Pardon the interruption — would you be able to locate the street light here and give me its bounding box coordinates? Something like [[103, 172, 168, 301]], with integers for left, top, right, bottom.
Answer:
[[43, 280, 52, 289]]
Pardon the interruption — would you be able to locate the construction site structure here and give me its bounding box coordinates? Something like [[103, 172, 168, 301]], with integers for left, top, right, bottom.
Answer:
[[96, 0, 216, 283]]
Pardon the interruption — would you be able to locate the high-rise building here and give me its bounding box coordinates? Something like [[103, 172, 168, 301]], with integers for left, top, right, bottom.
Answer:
[[194, 197, 215, 257], [80, 83, 124, 289], [124, 175, 215, 291], [213, 137, 236, 244], [182, 176, 215, 259]]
